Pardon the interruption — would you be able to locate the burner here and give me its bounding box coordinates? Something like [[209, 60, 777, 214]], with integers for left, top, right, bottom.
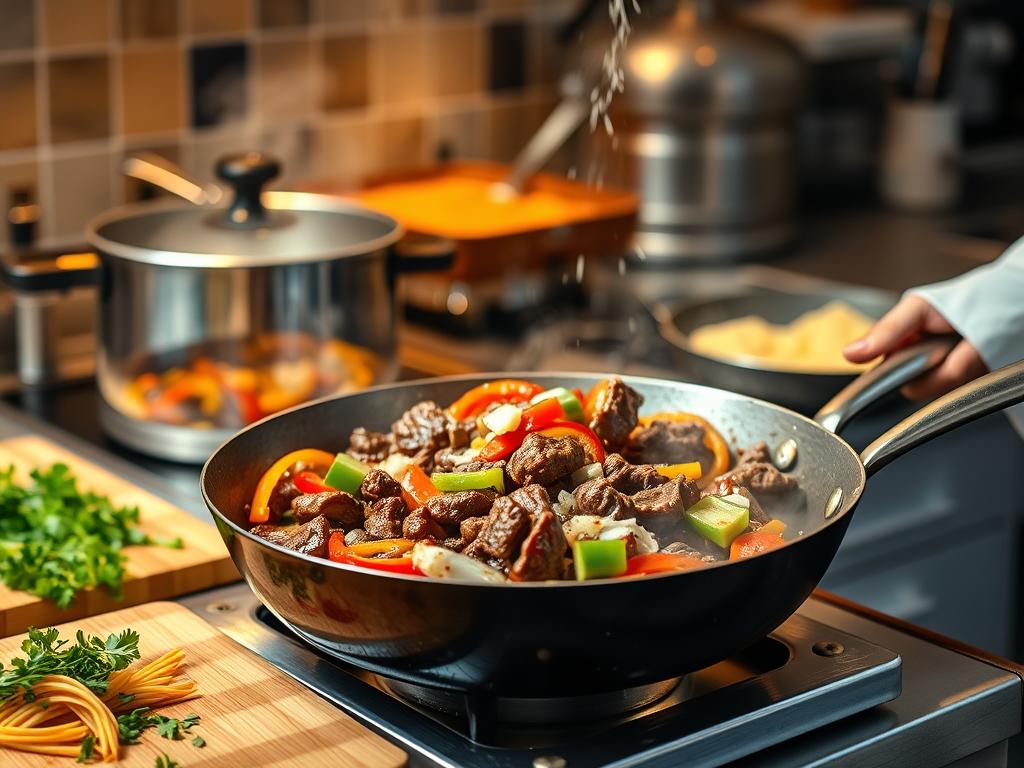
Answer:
[[381, 675, 682, 725]]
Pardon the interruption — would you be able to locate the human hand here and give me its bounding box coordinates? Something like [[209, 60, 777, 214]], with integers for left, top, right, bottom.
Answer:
[[843, 294, 988, 399]]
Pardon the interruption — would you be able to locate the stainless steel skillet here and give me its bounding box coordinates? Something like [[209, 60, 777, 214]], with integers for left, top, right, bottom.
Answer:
[[200, 338, 1024, 698]]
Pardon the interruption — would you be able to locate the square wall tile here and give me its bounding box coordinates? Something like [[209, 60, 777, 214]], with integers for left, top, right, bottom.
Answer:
[[311, 120, 371, 184], [51, 151, 114, 239], [434, 0, 478, 13], [489, 20, 526, 91], [185, 132, 258, 181], [121, 0, 179, 41], [0, 0, 35, 51], [0, 61, 37, 150], [257, 40, 313, 119], [189, 43, 248, 128], [434, 107, 490, 161], [434, 21, 482, 97], [368, 116, 426, 173], [370, 27, 431, 106], [257, 0, 311, 28], [489, 98, 541, 162], [322, 34, 368, 111], [187, 0, 249, 35], [121, 47, 183, 135], [258, 124, 314, 185], [42, 0, 111, 48], [48, 55, 110, 144], [319, 0, 373, 25]]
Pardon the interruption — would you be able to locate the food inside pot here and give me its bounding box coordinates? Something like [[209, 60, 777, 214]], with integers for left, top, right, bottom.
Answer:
[[116, 334, 379, 429], [245, 378, 806, 582]]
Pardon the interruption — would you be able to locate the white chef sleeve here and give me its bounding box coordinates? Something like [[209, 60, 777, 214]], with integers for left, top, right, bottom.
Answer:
[[908, 235, 1024, 435]]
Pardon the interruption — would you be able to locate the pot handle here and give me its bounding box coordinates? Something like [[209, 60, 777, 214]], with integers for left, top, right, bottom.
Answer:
[[861, 359, 1024, 476], [814, 336, 957, 434]]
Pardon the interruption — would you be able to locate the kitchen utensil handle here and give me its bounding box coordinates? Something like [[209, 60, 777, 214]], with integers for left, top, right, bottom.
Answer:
[[124, 153, 221, 206], [861, 359, 1024, 475], [814, 336, 957, 434], [216, 152, 280, 227], [495, 96, 589, 196]]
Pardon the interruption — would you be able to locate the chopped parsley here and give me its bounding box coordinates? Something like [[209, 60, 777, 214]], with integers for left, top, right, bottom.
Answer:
[[0, 464, 182, 607]]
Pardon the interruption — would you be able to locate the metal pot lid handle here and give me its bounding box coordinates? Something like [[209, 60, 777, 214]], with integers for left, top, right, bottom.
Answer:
[[813, 336, 957, 434], [215, 151, 280, 228], [861, 358, 1024, 476]]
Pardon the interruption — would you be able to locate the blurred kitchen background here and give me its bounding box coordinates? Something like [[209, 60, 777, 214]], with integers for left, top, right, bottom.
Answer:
[[2, 0, 1024, 660]]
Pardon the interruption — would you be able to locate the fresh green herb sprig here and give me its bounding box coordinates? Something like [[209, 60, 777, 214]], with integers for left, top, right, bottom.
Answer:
[[155, 754, 182, 768], [0, 463, 182, 607], [0, 626, 140, 701], [116, 707, 202, 744]]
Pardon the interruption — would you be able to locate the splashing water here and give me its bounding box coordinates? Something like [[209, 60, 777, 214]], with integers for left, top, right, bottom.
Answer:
[[590, 0, 641, 136]]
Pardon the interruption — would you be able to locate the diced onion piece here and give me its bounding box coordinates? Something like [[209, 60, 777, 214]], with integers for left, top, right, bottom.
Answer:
[[570, 462, 604, 487], [562, 515, 603, 543], [448, 448, 482, 466], [599, 517, 659, 555], [481, 404, 523, 436], [378, 453, 413, 477], [411, 543, 506, 583]]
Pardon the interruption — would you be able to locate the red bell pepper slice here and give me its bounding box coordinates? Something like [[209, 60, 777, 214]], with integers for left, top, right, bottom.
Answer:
[[328, 534, 422, 575], [477, 398, 566, 461], [294, 470, 332, 495], [397, 465, 441, 510], [729, 531, 785, 560], [624, 552, 705, 576], [536, 421, 606, 464], [448, 379, 544, 420]]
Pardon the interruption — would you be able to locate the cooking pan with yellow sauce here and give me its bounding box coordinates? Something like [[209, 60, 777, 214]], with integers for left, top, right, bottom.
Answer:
[[660, 290, 894, 413]]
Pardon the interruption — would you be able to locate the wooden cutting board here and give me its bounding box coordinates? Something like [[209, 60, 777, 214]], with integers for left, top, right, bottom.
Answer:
[[0, 601, 407, 767], [0, 435, 239, 636]]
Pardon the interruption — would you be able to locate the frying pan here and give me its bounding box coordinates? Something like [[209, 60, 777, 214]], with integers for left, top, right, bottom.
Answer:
[[200, 340, 1024, 699], [658, 288, 896, 414]]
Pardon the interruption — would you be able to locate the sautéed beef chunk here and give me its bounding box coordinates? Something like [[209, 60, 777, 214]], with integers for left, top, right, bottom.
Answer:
[[624, 420, 714, 474], [252, 515, 330, 558], [392, 401, 453, 458], [588, 379, 643, 450], [737, 442, 772, 465], [507, 433, 586, 487], [345, 529, 374, 546], [661, 540, 717, 562], [603, 453, 667, 494], [424, 490, 494, 526], [359, 469, 402, 502], [267, 471, 301, 523], [714, 461, 797, 496], [510, 511, 568, 581], [573, 478, 636, 520], [348, 427, 392, 463], [291, 490, 363, 529], [403, 509, 446, 541], [633, 476, 702, 526], [364, 497, 408, 539]]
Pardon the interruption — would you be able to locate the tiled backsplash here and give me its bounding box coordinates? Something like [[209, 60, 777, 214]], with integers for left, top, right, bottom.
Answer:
[[0, 0, 573, 246]]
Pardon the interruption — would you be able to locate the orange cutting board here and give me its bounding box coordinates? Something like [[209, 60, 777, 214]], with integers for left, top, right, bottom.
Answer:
[[0, 435, 239, 636], [0, 601, 407, 767]]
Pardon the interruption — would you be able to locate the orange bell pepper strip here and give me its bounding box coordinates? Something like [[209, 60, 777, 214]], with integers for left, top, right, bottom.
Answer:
[[249, 448, 335, 524], [448, 379, 544, 420], [730, 530, 785, 560], [634, 411, 731, 481], [759, 518, 786, 537], [328, 534, 421, 574], [397, 464, 440, 510], [623, 552, 706, 576], [655, 462, 703, 482]]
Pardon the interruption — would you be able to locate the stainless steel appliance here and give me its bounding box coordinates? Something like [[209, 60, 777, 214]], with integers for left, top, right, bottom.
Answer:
[[581, 0, 804, 262]]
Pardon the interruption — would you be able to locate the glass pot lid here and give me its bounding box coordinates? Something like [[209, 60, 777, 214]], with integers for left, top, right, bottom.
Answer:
[[87, 152, 403, 269]]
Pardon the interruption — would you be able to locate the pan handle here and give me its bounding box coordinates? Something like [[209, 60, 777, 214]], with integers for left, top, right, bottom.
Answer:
[[813, 336, 957, 434], [861, 359, 1024, 475]]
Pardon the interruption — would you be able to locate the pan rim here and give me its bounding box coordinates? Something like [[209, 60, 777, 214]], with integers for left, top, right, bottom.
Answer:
[[200, 371, 867, 588]]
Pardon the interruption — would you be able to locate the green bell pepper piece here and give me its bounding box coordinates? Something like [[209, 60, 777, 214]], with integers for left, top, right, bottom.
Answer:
[[685, 496, 750, 549], [531, 387, 585, 423], [431, 466, 505, 494], [573, 538, 628, 580], [323, 452, 370, 496]]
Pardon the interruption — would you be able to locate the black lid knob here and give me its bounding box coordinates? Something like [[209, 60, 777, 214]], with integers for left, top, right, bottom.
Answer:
[[215, 152, 281, 228]]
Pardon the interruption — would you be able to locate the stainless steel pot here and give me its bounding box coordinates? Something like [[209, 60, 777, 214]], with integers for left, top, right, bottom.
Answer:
[[75, 152, 448, 463], [580, 0, 805, 262]]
